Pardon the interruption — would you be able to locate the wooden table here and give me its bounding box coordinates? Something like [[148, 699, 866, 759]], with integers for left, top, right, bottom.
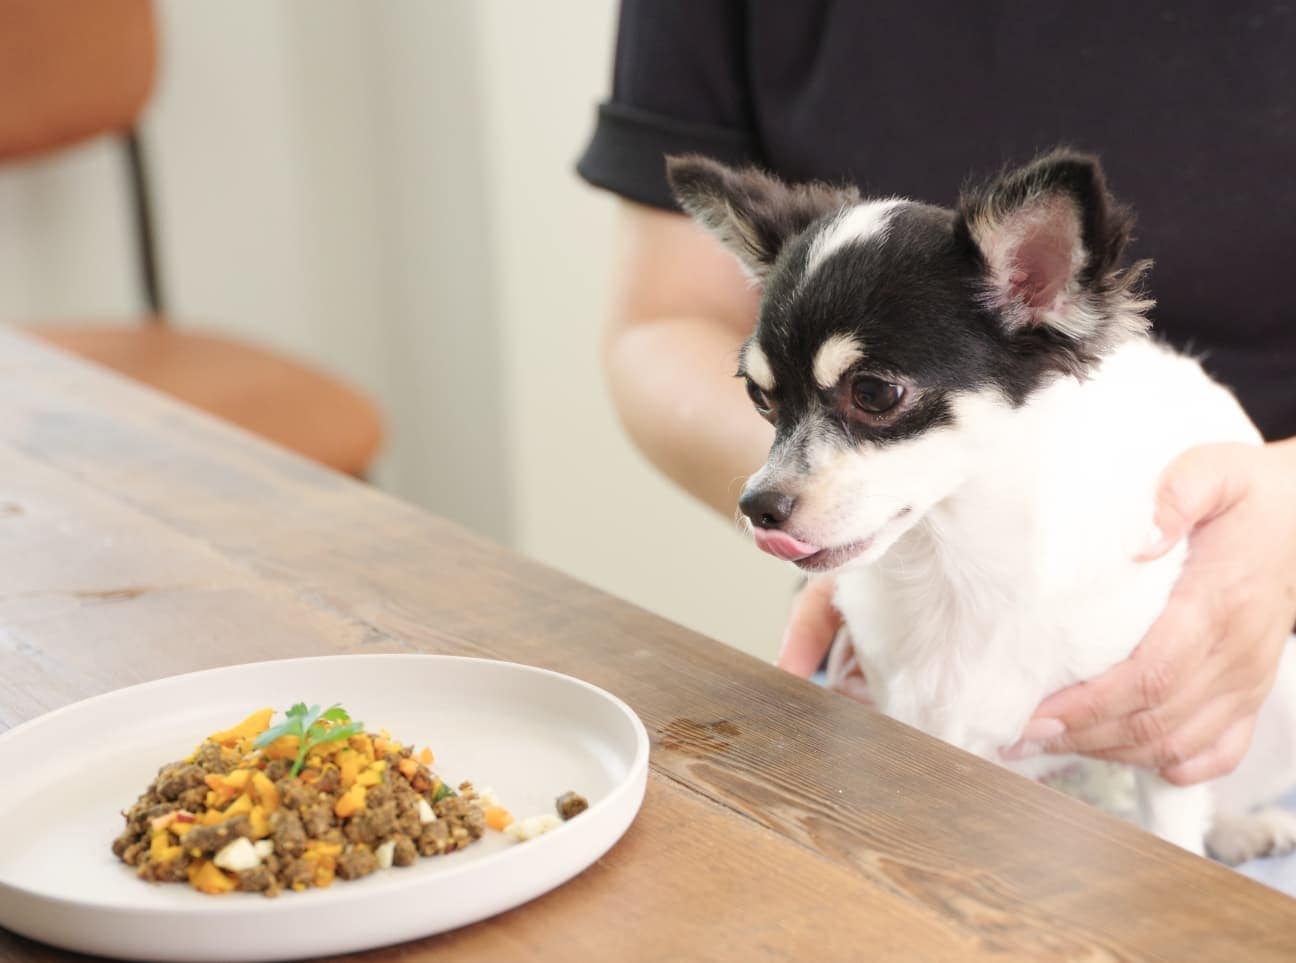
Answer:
[[1, 327, 1294, 962]]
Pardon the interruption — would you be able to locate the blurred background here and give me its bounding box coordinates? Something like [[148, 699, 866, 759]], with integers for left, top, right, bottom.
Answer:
[[0, 0, 796, 659]]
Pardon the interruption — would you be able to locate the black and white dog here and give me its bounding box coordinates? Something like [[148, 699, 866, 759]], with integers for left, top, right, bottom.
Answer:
[[668, 149, 1296, 861]]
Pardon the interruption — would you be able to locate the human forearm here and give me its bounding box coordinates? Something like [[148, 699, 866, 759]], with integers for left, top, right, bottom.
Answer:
[[603, 315, 772, 517], [603, 202, 772, 517]]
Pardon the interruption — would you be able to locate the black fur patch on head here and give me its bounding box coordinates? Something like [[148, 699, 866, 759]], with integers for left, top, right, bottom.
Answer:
[[666, 155, 858, 280], [670, 151, 1155, 459]]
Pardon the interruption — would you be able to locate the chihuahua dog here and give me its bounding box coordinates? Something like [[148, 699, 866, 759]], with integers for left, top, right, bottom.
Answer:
[[667, 149, 1296, 861]]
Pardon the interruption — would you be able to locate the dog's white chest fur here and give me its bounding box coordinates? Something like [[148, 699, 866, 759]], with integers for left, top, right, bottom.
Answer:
[[834, 340, 1257, 760]]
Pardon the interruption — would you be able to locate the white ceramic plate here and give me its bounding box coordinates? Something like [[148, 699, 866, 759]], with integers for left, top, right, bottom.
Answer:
[[0, 655, 649, 962]]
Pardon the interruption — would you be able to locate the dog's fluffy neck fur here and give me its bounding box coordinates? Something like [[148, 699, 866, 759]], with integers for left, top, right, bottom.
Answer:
[[835, 333, 1251, 758]]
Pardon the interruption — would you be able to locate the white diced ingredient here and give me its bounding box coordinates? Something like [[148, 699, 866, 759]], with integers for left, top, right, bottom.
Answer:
[[417, 798, 437, 824], [252, 840, 275, 859], [505, 814, 561, 843], [213, 836, 262, 872], [477, 786, 501, 808], [375, 840, 396, 870]]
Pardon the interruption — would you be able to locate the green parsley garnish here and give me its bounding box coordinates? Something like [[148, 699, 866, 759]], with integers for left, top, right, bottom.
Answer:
[[253, 702, 364, 778], [432, 780, 456, 802]]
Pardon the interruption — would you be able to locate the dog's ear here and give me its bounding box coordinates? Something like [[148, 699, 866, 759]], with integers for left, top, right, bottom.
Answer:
[[667, 155, 858, 281], [957, 149, 1149, 343]]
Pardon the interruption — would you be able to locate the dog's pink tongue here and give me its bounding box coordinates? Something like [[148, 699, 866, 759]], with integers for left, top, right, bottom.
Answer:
[[753, 529, 821, 562]]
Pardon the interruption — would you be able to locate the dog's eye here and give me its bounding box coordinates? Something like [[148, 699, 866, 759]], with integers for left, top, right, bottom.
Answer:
[[851, 376, 904, 414], [745, 378, 772, 414]]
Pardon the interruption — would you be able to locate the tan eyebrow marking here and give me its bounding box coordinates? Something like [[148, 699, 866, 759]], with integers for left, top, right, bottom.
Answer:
[[742, 342, 775, 391], [812, 333, 864, 389]]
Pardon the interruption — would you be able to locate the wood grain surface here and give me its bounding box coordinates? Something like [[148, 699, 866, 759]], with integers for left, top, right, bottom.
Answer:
[[1, 328, 1294, 962]]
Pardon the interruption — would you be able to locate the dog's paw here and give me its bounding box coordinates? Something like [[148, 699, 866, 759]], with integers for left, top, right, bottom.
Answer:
[[1206, 809, 1296, 865]]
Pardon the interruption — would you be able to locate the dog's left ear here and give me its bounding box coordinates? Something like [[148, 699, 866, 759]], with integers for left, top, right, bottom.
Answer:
[[667, 155, 858, 282], [957, 150, 1148, 342]]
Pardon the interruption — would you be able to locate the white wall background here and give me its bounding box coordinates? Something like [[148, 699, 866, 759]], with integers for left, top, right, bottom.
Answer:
[[0, 0, 798, 659]]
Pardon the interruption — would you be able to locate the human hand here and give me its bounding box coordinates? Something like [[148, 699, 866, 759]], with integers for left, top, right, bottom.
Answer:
[[1004, 439, 1296, 785], [776, 574, 872, 701]]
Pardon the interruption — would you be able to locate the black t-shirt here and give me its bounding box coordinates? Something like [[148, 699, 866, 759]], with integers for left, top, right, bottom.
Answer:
[[578, 0, 1295, 441]]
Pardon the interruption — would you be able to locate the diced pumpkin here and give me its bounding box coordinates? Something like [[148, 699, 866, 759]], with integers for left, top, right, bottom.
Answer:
[[261, 733, 300, 761], [398, 758, 420, 779], [248, 804, 271, 839], [356, 768, 383, 788], [338, 750, 361, 789], [223, 768, 252, 791], [251, 771, 279, 812], [483, 806, 514, 831], [372, 737, 390, 756], [348, 734, 373, 759], [223, 793, 254, 819], [334, 783, 366, 819], [418, 747, 434, 765], [188, 859, 237, 894], [150, 830, 173, 860], [206, 708, 273, 748]]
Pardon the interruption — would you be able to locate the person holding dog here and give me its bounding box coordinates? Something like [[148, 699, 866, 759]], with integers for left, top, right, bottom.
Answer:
[[578, 1, 1296, 791]]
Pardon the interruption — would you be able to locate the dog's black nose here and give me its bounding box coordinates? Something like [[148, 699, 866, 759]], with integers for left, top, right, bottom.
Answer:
[[740, 489, 797, 529]]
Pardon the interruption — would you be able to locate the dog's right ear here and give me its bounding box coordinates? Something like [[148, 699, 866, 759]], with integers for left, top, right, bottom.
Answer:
[[666, 155, 858, 282]]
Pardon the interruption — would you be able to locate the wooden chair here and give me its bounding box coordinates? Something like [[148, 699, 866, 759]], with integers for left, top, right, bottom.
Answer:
[[0, 0, 383, 477]]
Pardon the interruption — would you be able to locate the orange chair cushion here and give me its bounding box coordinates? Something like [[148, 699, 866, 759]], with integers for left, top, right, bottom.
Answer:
[[0, 0, 156, 161], [26, 323, 383, 477]]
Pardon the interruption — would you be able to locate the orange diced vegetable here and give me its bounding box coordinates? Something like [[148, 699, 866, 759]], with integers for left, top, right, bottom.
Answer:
[[334, 783, 366, 819], [188, 860, 237, 894], [338, 750, 361, 789], [483, 806, 514, 831], [248, 805, 271, 839], [372, 737, 390, 756], [418, 747, 434, 765], [261, 733, 300, 761], [251, 771, 279, 812], [206, 708, 273, 748], [223, 793, 254, 818], [398, 758, 419, 779], [223, 769, 252, 791], [348, 734, 373, 759]]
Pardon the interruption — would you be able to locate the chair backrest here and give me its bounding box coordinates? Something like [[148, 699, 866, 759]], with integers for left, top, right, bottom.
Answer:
[[0, 0, 156, 162]]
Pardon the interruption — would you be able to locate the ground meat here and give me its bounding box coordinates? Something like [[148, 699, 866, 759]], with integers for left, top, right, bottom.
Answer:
[[281, 857, 315, 891], [278, 779, 319, 813], [269, 809, 307, 856], [416, 819, 452, 856], [300, 802, 335, 839], [389, 779, 424, 837], [314, 767, 341, 795], [177, 786, 208, 811], [392, 834, 418, 867], [236, 865, 277, 895], [191, 742, 233, 775], [156, 764, 207, 802], [556, 791, 589, 821], [180, 816, 252, 856], [335, 844, 379, 880], [117, 839, 147, 866], [138, 852, 191, 884], [345, 793, 398, 846], [263, 758, 291, 781]]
